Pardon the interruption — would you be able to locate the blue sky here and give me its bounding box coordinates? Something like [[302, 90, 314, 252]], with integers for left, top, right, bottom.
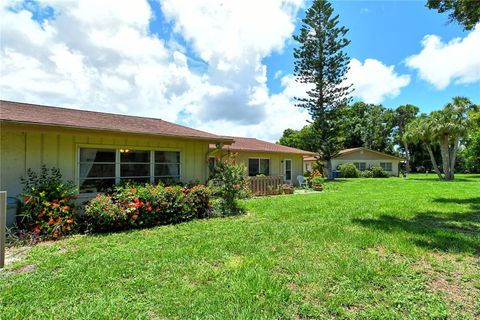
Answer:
[[1, 0, 479, 141]]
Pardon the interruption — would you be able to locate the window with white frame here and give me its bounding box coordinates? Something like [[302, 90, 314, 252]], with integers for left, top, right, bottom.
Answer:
[[353, 162, 367, 171], [248, 158, 270, 176], [380, 162, 392, 171], [78, 148, 181, 193]]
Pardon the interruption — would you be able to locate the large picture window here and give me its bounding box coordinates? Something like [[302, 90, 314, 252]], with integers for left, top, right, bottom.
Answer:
[[248, 158, 270, 176], [78, 148, 181, 193]]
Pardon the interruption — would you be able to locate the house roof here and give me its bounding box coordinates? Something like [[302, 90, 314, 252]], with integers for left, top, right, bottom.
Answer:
[[334, 147, 403, 160], [303, 156, 318, 161], [0, 100, 233, 143], [210, 136, 316, 155]]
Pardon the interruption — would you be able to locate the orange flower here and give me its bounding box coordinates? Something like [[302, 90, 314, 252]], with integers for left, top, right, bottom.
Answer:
[[52, 203, 59, 209], [62, 205, 70, 211], [34, 225, 41, 233], [67, 219, 73, 224]]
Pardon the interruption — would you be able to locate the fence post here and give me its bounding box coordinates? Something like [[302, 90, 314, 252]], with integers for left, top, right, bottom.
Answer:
[[0, 191, 6, 268]]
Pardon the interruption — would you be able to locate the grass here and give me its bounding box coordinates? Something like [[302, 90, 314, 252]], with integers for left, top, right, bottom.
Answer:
[[1, 174, 479, 319]]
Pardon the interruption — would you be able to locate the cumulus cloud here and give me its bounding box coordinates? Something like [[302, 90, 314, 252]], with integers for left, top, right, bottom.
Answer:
[[406, 25, 480, 90], [0, 0, 308, 141], [346, 58, 411, 104]]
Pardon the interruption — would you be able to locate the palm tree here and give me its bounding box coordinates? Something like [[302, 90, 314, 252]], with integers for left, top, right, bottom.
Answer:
[[404, 97, 475, 181], [404, 115, 443, 179]]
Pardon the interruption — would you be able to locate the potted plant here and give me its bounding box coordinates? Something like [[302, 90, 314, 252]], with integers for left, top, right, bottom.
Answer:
[[310, 176, 323, 191], [282, 184, 294, 194]]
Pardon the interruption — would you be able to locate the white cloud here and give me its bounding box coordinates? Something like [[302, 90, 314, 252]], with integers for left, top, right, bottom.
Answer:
[[406, 25, 480, 89], [346, 58, 411, 104], [0, 0, 308, 141]]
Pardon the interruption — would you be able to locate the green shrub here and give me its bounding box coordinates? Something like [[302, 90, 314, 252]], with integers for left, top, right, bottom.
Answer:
[[19, 166, 78, 240], [338, 163, 360, 178], [82, 183, 211, 233], [360, 169, 373, 178], [310, 176, 324, 187], [209, 155, 250, 215], [370, 166, 389, 178]]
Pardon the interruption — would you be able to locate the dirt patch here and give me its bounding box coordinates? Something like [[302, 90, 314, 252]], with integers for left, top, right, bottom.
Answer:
[[3, 245, 31, 266], [413, 253, 479, 317]]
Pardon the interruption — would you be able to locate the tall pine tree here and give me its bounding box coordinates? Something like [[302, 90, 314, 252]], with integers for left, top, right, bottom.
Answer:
[[293, 0, 352, 179]]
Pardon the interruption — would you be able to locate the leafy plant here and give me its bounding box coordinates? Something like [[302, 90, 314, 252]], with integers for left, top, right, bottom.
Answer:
[[370, 166, 389, 178], [19, 166, 78, 240], [310, 176, 324, 187], [360, 169, 373, 178], [209, 154, 250, 215], [338, 163, 360, 178]]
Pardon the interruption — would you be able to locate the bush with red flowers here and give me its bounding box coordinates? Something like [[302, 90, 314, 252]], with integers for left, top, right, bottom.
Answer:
[[82, 183, 211, 233], [19, 166, 78, 240]]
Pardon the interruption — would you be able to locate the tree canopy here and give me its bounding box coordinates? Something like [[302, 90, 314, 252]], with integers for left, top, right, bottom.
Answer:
[[426, 0, 480, 30]]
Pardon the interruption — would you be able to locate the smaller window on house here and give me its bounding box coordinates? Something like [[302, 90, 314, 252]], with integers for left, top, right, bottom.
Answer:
[[380, 162, 392, 171], [154, 151, 181, 183], [353, 162, 366, 171], [248, 158, 270, 176]]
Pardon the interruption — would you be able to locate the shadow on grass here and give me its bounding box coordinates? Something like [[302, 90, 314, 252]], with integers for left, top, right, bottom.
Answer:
[[352, 197, 480, 255], [406, 175, 480, 182]]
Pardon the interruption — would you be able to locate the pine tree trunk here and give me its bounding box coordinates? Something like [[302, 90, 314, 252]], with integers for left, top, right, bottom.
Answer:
[[425, 143, 443, 179]]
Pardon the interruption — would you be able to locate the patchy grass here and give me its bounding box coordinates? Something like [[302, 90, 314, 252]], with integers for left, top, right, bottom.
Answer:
[[1, 174, 479, 319]]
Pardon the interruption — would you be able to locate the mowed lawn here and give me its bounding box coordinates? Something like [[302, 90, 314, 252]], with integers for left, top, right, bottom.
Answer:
[[1, 175, 479, 319]]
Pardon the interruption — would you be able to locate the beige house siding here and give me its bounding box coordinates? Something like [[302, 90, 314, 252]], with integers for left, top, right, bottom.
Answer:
[[331, 149, 401, 176], [212, 150, 304, 185], [1, 123, 213, 202]]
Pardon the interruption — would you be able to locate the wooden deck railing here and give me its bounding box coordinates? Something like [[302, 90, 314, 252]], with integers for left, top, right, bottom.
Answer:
[[249, 176, 283, 196]]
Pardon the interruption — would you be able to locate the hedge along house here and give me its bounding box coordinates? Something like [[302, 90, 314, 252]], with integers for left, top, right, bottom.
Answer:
[[209, 137, 315, 185], [0, 100, 234, 205], [331, 147, 403, 176]]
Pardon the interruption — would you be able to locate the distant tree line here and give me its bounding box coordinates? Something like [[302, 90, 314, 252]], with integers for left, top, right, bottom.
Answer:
[[278, 98, 480, 175]]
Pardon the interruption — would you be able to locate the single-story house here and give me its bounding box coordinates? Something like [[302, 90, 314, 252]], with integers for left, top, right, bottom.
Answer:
[[209, 137, 315, 185], [331, 147, 403, 176], [0, 101, 313, 208]]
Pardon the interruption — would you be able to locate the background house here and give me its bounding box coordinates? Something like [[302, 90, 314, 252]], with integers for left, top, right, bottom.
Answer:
[[331, 147, 403, 176], [210, 137, 315, 185]]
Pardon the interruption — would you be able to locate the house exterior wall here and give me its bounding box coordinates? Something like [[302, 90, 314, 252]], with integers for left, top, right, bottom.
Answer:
[[213, 150, 305, 185], [0, 123, 213, 202], [331, 150, 400, 176]]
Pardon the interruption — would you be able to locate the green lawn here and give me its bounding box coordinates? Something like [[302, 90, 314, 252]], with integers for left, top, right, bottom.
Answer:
[[1, 175, 479, 319]]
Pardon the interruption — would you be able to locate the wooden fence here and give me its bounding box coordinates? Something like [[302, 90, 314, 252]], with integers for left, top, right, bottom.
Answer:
[[249, 176, 283, 196]]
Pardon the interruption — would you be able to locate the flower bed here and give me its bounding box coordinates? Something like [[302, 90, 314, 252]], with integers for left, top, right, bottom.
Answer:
[[82, 184, 211, 233]]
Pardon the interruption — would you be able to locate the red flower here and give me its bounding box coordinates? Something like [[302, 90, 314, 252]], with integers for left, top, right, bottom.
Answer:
[[132, 214, 138, 220], [147, 207, 152, 212], [62, 205, 70, 211], [24, 196, 30, 203], [34, 225, 41, 233]]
